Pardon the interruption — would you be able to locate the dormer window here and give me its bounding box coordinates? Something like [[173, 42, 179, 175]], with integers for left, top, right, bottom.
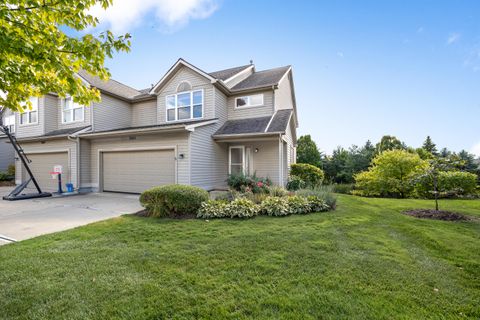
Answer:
[[62, 97, 84, 123], [20, 97, 38, 125], [235, 94, 264, 108], [166, 89, 203, 122]]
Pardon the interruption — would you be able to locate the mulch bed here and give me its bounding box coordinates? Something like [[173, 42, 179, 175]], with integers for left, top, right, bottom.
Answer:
[[402, 209, 470, 221]]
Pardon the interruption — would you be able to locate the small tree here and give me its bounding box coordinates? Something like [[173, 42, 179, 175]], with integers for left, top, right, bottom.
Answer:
[[415, 158, 455, 211], [296, 135, 322, 168]]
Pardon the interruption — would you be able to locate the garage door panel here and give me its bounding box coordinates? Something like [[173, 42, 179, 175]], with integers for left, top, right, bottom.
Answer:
[[22, 152, 69, 192], [102, 150, 175, 193]]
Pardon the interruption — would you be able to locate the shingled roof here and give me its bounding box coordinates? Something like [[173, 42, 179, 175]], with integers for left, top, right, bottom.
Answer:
[[213, 110, 293, 137], [209, 65, 251, 81], [77, 70, 141, 100], [230, 66, 291, 92]]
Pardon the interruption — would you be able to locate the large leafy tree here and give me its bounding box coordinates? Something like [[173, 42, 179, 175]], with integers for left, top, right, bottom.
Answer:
[[296, 135, 323, 168], [375, 135, 406, 154], [0, 0, 131, 114], [354, 149, 429, 198]]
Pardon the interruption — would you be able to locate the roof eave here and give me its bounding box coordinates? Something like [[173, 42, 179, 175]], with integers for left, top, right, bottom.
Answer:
[[212, 132, 283, 140]]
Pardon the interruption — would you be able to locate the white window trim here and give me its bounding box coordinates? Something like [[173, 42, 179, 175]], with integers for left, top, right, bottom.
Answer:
[[62, 97, 85, 124], [4, 114, 15, 133], [166, 89, 204, 123], [234, 94, 264, 110], [19, 97, 39, 126], [229, 145, 245, 175]]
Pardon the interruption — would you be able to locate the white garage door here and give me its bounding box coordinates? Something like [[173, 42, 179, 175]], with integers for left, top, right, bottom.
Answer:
[[102, 149, 175, 193], [22, 152, 69, 192]]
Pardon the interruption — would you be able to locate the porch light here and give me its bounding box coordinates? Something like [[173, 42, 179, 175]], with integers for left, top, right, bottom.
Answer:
[[254, 148, 259, 153]]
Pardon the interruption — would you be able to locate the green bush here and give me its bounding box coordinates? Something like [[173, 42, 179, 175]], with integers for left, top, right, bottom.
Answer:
[[290, 163, 325, 188], [307, 196, 330, 212], [259, 196, 290, 216], [268, 185, 289, 197], [332, 183, 355, 194], [0, 172, 10, 181], [296, 185, 337, 210], [140, 184, 209, 218], [286, 175, 306, 191], [227, 173, 271, 193], [414, 170, 478, 198], [7, 164, 15, 177], [287, 195, 311, 214], [225, 198, 259, 218], [197, 200, 229, 219]]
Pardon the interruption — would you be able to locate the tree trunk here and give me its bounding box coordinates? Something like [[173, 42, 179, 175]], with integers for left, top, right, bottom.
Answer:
[[433, 176, 439, 211]]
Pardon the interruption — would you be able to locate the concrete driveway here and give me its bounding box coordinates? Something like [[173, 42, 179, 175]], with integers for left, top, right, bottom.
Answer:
[[0, 187, 142, 244]]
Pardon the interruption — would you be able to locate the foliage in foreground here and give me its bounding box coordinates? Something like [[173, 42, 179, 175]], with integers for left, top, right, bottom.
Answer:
[[140, 185, 209, 217], [0, 0, 131, 112]]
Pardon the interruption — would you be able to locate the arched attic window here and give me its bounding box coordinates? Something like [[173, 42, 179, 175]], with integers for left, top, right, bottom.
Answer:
[[177, 81, 192, 93]]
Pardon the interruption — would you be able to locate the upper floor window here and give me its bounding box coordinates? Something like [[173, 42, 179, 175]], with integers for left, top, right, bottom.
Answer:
[[62, 97, 84, 123], [4, 114, 15, 133], [20, 97, 38, 125], [235, 94, 264, 109], [166, 89, 203, 122]]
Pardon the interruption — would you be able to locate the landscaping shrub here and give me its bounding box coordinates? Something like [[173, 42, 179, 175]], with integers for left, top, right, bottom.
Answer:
[[333, 183, 355, 194], [259, 196, 290, 216], [296, 185, 337, 209], [268, 185, 289, 197], [290, 163, 325, 188], [225, 198, 259, 218], [7, 164, 15, 177], [0, 172, 10, 181], [287, 195, 311, 214], [240, 192, 269, 204], [197, 200, 229, 219], [140, 184, 209, 218], [307, 196, 330, 212], [286, 175, 306, 191], [227, 173, 271, 193]]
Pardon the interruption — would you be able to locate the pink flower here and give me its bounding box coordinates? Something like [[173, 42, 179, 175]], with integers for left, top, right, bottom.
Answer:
[[257, 181, 263, 187]]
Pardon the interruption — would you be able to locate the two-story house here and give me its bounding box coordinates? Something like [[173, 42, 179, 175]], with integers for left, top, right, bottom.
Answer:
[[14, 58, 298, 193]]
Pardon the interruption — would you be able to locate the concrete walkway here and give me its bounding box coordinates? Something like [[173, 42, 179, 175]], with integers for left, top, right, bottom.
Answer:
[[0, 187, 142, 244]]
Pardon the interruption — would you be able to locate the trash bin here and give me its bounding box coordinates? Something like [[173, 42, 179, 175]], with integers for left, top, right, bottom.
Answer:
[[66, 183, 74, 193]]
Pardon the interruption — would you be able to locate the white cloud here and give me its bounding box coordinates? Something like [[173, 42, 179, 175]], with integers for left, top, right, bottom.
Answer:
[[471, 142, 480, 158], [447, 32, 460, 45], [88, 0, 219, 33]]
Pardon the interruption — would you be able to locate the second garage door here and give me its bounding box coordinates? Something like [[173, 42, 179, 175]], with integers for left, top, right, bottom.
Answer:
[[102, 149, 175, 193], [23, 152, 69, 192]]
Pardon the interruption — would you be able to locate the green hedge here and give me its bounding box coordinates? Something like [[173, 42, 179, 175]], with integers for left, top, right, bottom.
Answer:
[[290, 163, 324, 188], [140, 184, 209, 218]]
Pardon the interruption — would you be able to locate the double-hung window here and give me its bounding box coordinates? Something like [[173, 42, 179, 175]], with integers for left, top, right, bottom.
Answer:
[[63, 97, 84, 123], [235, 94, 264, 108], [20, 97, 38, 125], [166, 90, 203, 122], [4, 114, 15, 133]]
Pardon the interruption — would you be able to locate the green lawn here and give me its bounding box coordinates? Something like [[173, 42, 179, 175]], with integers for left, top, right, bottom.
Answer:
[[1, 195, 479, 319]]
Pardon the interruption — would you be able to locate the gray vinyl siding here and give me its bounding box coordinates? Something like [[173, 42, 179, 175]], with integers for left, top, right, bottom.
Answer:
[[157, 66, 214, 125], [57, 97, 92, 131], [274, 73, 295, 110], [0, 137, 14, 171], [92, 93, 131, 131], [190, 123, 228, 190], [15, 96, 45, 138], [79, 139, 91, 189], [132, 100, 157, 127], [15, 138, 78, 188], [251, 140, 280, 185], [227, 90, 275, 120], [87, 132, 190, 190], [224, 67, 253, 88], [214, 87, 228, 122], [44, 94, 59, 134]]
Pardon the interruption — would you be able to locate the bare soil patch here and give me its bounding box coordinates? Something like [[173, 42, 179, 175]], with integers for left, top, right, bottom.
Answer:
[[403, 209, 470, 221], [0, 180, 15, 187]]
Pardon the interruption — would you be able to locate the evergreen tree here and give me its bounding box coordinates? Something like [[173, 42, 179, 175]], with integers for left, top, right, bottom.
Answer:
[[422, 136, 438, 155], [296, 135, 322, 168]]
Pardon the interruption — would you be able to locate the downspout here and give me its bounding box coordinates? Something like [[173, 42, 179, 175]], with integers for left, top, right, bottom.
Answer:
[[67, 134, 80, 191], [278, 134, 283, 186]]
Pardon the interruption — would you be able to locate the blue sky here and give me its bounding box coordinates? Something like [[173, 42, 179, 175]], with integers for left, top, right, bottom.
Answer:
[[93, 0, 480, 156]]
